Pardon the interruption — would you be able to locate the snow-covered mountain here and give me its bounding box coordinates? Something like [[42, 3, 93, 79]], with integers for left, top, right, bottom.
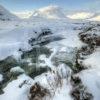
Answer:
[[0, 5, 19, 21], [67, 12, 100, 21], [67, 12, 94, 20], [89, 13, 100, 21], [30, 5, 67, 19], [13, 11, 33, 19]]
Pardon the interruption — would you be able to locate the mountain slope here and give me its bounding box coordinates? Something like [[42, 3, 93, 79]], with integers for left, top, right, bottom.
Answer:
[[0, 5, 18, 21], [89, 13, 100, 21], [30, 5, 67, 19], [67, 12, 94, 20]]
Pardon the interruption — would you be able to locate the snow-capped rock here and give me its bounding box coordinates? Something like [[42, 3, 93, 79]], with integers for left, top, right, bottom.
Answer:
[[10, 66, 25, 74]]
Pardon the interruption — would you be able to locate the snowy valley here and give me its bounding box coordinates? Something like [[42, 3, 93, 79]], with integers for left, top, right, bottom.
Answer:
[[0, 5, 100, 100]]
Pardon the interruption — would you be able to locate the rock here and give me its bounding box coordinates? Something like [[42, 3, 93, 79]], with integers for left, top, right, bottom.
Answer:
[[0, 56, 19, 94], [29, 82, 50, 100], [10, 66, 25, 76], [0, 56, 18, 73], [28, 28, 64, 46], [79, 24, 100, 47], [71, 76, 93, 100]]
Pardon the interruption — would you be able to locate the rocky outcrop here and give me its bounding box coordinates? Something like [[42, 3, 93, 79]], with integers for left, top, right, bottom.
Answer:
[[28, 28, 64, 46], [29, 83, 50, 100], [71, 76, 93, 100], [70, 23, 100, 100]]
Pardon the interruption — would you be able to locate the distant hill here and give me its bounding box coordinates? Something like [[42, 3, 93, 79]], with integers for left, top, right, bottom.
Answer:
[[30, 5, 67, 19], [0, 5, 19, 21]]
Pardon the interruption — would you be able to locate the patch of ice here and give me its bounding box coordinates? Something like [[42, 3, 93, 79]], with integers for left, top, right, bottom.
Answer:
[[0, 74, 3, 82]]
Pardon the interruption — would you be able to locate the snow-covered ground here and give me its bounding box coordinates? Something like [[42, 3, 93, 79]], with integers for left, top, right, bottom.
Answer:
[[0, 18, 81, 100], [79, 47, 100, 100], [0, 18, 84, 60]]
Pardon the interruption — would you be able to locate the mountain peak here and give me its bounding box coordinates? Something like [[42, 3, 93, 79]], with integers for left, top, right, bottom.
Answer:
[[30, 5, 67, 19], [0, 5, 19, 21]]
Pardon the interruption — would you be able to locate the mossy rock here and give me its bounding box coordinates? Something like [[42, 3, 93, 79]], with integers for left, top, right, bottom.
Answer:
[[0, 56, 18, 73], [29, 66, 49, 79], [19, 61, 49, 79], [10, 66, 25, 77], [21, 46, 52, 60]]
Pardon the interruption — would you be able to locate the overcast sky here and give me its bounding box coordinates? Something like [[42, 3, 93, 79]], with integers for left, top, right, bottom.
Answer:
[[0, 0, 100, 12]]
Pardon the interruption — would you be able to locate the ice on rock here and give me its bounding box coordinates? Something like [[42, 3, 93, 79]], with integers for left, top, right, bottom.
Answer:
[[0, 74, 3, 82], [10, 66, 25, 74]]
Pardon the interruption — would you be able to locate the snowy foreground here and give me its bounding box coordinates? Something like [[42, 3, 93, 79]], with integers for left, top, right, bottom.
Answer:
[[0, 6, 100, 100]]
